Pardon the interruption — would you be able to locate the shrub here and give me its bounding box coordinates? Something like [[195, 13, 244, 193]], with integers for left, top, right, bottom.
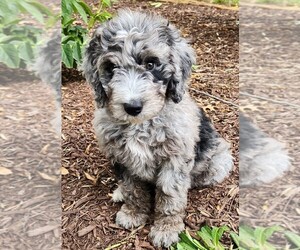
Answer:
[[0, 0, 56, 68], [61, 0, 112, 69]]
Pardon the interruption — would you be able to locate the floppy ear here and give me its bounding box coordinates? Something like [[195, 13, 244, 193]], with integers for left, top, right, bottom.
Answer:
[[164, 25, 196, 103], [82, 29, 108, 108]]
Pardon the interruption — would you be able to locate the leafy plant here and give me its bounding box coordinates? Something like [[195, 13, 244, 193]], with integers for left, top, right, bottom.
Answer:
[[231, 225, 300, 250], [285, 231, 300, 248], [212, 0, 239, 6], [230, 225, 283, 250], [171, 225, 232, 250], [61, 0, 112, 69], [0, 0, 56, 68]]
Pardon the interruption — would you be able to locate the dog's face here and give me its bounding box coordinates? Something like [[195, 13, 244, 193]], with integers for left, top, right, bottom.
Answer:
[[83, 10, 195, 124]]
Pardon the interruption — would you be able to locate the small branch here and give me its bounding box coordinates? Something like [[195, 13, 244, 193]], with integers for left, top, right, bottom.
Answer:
[[190, 87, 239, 108], [104, 225, 145, 250], [240, 92, 300, 109]]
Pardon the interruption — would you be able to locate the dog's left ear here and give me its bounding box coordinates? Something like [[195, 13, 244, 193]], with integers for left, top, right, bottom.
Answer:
[[164, 25, 196, 103]]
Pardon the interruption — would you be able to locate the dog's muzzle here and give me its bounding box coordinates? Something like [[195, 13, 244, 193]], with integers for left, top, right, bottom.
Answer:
[[123, 100, 143, 116]]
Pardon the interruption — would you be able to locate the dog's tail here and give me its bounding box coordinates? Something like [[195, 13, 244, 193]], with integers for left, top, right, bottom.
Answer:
[[239, 114, 291, 187]]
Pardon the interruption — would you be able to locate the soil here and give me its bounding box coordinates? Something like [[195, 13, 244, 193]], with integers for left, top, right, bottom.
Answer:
[[62, 1, 239, 249]]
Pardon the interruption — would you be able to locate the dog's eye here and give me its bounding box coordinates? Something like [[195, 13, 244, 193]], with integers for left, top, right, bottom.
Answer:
[[145, 62, 155, 70]]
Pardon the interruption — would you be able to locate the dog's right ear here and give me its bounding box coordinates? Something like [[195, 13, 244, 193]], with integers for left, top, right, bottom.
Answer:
[[82, 29, 108, 108], [163, 25, 196, 104]]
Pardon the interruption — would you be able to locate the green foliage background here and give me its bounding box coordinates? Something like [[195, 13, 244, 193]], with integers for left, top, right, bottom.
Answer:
[[61, 0, 112, 69], [0, 0, 56, 69]]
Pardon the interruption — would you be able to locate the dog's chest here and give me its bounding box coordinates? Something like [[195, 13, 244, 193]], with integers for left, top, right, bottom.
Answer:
[[101, 121, 170, 181]]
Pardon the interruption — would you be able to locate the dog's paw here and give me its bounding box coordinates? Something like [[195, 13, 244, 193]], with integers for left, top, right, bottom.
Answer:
[[149, 221, 184, 248], [112, 186, 124, 202], [116, 205, 148, 229]]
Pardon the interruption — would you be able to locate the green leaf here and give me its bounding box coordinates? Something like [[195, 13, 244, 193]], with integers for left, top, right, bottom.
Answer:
[[239, 226, 257, 248], [61, 0, 73, 18], [254, 227, 266, 245], [72, 41, 82, 64], [179, 231, 197, 246], [197, 231, 214, 248], [102, 0, 111, 8], [46, 14, 60, 28], [72, 0, 88, 24], [0, 34, 19, 43], [211, 227, 219, 245], [77, 0, 93, 16], [285, 231, 300, 248], [62, 43, 74, 68], [230, 232, 239, 247], [0, 44, 20, 68], [263, 225, 283, 240], [18, 41, 34, 62], [94, 11, 112, 22], [0, 1, 12, 20], [18, 1, 45, 23], [88, 16, 96, 30], [26, 1, 53, 16], [62, 17, 76, 28], [177, 242, 198, 250]]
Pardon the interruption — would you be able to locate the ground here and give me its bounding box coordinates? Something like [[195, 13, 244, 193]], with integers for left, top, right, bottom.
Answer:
[[62, 1, 239, 249], [239, 5, 300, 246]]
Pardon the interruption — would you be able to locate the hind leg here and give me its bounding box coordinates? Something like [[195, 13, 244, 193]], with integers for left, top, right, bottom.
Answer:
[[191, 138, 233, 187]]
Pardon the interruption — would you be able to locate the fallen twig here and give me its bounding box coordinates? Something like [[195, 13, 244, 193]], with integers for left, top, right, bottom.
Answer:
[[27, 224, 59, 237], [190, 87, 239, 108], [240, 91, 300, 109], [104, 225, 145, 250]]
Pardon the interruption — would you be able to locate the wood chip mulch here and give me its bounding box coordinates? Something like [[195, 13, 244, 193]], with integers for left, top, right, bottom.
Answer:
[[240, 5, 300, 246], [0, 77, 61, 249]]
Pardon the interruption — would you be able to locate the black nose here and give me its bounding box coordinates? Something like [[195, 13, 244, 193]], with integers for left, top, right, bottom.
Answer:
[[123, 101, 143, 116]]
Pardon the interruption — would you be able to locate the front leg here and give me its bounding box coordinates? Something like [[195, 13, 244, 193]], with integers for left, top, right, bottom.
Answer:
[[115, 171, 154, 229], [150, 159, 192, 248]]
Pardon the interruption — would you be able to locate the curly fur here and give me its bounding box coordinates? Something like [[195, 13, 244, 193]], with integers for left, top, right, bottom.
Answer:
[[83, 10, 233, 247], [240, 114, 290, 186], [33, 32, 61, 132]]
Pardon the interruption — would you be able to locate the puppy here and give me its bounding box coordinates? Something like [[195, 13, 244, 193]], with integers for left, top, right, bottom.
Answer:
[[83, 10, 233, 247]]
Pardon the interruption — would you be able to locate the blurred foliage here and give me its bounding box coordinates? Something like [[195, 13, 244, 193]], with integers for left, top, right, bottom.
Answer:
[[252, 0, 300, 6], [61, 0, 112, 69], [170, 225, 300, 249], [232, 225, 300, 250], [0, 0, 56, 68], [211, 0, 239, 6]]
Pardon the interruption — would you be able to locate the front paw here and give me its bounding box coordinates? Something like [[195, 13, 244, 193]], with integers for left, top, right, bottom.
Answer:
[[112, 185, 124, 202], [149, 218, 185, 247], [115, 205, 149, 229]]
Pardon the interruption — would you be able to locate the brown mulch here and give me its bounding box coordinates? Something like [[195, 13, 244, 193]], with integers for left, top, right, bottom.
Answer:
[[0, 78, 60, 249], [62, 1, 239, 249], [239, 5, 300, 245]]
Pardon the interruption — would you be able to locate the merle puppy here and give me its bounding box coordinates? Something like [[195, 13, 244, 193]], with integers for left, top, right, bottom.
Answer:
[[83, 10, 233, 247]]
